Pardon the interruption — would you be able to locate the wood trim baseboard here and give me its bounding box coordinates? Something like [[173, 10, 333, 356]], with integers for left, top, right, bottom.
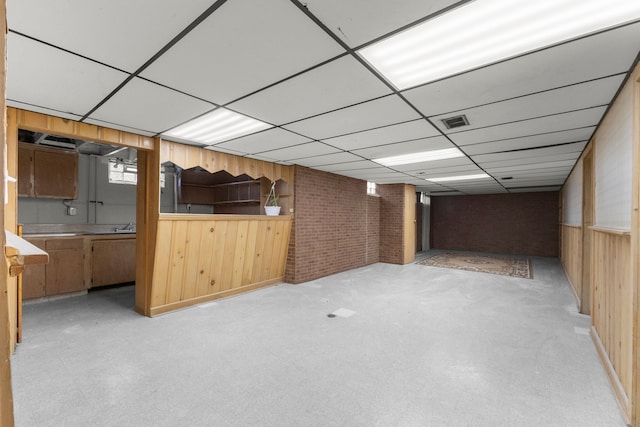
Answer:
[[591, 326, 631, 424], [149, 277, 284, 316]]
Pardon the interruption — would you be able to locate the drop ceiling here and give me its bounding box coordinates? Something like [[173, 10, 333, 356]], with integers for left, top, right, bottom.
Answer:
[[6, 0, 640, 195]]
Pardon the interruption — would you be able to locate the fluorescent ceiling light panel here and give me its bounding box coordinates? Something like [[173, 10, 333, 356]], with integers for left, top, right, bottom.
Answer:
[[163, 108, 272, 145], [427, 173, 490, 182], [373, 147, 463, 166], [358, 0, 640, 90]]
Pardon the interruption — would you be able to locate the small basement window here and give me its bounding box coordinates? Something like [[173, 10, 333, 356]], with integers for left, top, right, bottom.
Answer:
[[108, 158, 165, 188], [108, 158, 138, 185], [367, 181, 377, 195]]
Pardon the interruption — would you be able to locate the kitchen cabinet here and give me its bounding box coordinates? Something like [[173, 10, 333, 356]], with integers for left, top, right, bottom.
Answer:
[[22, 234, 137, 299], [18, 142, 78, 199], [91, 239, 136, 287], [44, 238, 86, 295], [21, 239, 46, 299]]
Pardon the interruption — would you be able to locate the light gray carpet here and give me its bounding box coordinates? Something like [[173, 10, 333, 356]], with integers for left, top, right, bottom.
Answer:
[[11, 255, 625, 426]]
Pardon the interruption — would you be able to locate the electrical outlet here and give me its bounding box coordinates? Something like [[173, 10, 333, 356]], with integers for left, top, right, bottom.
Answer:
[[67, 206, 77, 216]]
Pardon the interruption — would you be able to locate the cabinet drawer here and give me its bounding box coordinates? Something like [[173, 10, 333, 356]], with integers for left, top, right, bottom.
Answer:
[[45, 238, 84, 250]]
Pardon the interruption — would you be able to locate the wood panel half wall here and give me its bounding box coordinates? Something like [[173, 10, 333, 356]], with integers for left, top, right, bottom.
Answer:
[[150, 214, 291, 316]]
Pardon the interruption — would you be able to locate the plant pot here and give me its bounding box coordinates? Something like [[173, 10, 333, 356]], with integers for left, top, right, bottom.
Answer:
[[264, 206, 281, 216]]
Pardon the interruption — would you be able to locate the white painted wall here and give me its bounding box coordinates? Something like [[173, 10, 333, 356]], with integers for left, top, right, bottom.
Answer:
[[18, 154, 136, 225], [594, 79, 633, 230], [562, 158, 582, 226]]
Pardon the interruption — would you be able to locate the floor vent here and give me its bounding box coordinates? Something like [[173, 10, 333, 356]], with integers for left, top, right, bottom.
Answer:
[[441, 114, 469, 129]]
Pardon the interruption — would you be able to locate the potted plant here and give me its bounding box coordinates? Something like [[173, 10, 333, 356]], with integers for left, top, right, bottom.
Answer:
[[264, 181, 281, 216]]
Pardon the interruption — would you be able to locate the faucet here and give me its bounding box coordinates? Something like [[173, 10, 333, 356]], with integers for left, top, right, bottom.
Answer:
[[115, 222, 134, 232]]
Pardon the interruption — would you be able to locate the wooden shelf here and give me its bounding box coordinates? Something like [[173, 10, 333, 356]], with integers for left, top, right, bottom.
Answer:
[[177, 169, 290, 215]]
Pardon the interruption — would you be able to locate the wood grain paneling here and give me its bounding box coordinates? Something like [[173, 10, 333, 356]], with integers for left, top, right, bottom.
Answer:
[[135, 140, 160, 316], [150, 214, 291, 316], [12, 107, 154, 151], [161, 140, 293, 187], [630, 69, 640, 427], [591, 229, 633, 421], [560, 224, 582, 308], [403, 184, 416, 264], [1, 0, 15, 422]]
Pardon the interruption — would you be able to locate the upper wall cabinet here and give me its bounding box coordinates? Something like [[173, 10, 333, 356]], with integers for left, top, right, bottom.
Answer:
[[18, 142, 79, 199]]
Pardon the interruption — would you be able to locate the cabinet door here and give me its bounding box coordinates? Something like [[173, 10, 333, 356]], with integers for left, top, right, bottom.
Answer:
[[45, 238, 85, 295], [22, 238, 46, 299], [18, 144, 33, 197], [22, 264, 46, 299], [33, 149, 78, 199], [91, 239, 136, 287]]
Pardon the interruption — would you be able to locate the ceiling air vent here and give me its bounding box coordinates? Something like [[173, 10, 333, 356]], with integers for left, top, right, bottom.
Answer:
[[441, 114, 469, 129]]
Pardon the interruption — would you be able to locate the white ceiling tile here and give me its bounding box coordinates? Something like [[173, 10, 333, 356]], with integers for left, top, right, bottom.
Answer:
[[393, 156, 475, 173], [475, 153, 581, 170], [351, 136, 453, 159], [141, 0, 344, 104], [433, 75, 624, 133], [88, 77, 214, 134], [215, 128, 312, 155], [316, 161, 384, 172], [482, 159, 577, 173], [8, 0, 216, 72], [449, 106, 607, 146], [507, 186, 562, 193], [338, 170, 398, 181], [302, 0, 461, 47], [7, 100, 82, 122], [7, 34, 129, 117], [323, 119, 441, 150], [245, 154, 292, 165], [283, 95, 421, 140], [413, 165, 485, 178], [461, 127, 594, 154], [203, 145, 246, 156], [229, 56, 391, 124], [472, 143, 586, 164], [82, 118, 156, 137], [257, 142, 339, 161], [293, 152, 363, 167], [403, 23, 640, 116]]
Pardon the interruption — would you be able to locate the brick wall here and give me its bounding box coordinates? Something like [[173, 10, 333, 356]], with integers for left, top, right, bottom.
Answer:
[[378, 184, 406, 264], [431, 192, 559, 256], [285, 166, 379, 284], [366, 195, 380, 264]]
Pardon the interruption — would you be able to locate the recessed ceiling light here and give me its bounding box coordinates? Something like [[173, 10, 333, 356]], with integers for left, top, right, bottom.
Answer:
[[373, 147, 464, 166], [358, 0, 640, 90], [163, 108, 272, 145], [427, 173, 490, 182]]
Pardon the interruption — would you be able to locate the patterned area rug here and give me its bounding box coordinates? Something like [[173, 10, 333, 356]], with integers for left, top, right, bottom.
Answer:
[[416, 252, 532, 279]]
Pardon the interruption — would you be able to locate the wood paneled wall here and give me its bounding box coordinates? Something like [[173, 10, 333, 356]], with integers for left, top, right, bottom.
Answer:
[[1, 0, 15, 422], [150, 214, 291, 316], [560, 224, 582, 308], [560, 64, 640, 426], [591, 229, 633, 419], [160, 140, 293, 185], [12, 108, 154, 151]]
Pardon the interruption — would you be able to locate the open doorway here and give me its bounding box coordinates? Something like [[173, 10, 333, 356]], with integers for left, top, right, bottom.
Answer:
[[17, 130, 138, 310]]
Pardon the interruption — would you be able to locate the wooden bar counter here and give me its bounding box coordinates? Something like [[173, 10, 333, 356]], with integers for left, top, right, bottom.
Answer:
[[150, 214, 292, 316]]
